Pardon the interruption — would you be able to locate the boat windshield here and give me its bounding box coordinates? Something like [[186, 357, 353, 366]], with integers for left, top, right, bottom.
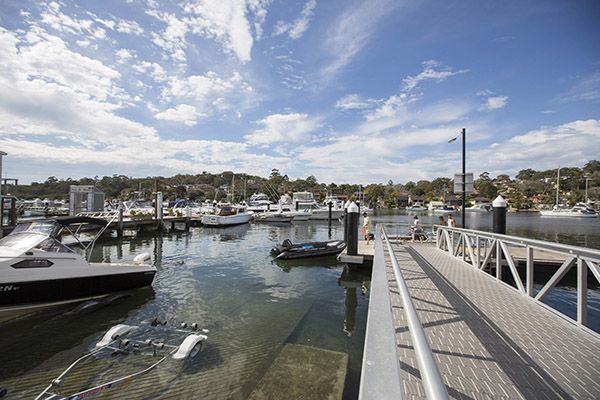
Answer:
[[0, 221, 64, 252], [219, 207, 237, 216], [11, 221, 61, 237]]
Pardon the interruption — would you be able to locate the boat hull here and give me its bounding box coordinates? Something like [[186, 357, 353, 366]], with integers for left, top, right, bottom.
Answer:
[[202, 214, 252, 226], [0, 270, 156, 317], [539, 211, 597, 218]]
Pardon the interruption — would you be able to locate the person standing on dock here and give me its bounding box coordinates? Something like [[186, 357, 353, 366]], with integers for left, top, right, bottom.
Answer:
[[447, 214, 456, 227], [438, 216, 446, 226], [362, 212, 372, 245]]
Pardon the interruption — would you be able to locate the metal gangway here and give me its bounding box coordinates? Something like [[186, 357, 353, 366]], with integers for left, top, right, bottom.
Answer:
[[360, 224, 600, 399]]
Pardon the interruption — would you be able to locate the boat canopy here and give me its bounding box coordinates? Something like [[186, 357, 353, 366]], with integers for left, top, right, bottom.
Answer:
[[0, 221, 74, 253]]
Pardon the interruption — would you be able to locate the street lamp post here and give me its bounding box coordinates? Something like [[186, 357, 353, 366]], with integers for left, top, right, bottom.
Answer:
[[448, 128, 466, 228]]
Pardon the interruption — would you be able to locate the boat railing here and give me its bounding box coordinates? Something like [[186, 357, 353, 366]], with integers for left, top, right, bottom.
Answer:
[[360, 224, 449, 400], [435, 225, 600, 329]]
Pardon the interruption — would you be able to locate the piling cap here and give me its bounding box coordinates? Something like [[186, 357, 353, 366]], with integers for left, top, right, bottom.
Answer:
[[347, 202, 359, 213], [492, 195, 507, 208]]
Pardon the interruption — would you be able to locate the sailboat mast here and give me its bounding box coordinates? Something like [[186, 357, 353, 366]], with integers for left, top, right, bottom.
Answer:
[[556, 166, 560, 206]]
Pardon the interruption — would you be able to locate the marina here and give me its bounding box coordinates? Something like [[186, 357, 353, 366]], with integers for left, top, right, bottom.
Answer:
[[0, 207, 599, 399]]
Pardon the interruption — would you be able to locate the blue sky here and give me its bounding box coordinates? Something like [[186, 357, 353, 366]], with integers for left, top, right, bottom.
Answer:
[[0, 0, 599, 185]]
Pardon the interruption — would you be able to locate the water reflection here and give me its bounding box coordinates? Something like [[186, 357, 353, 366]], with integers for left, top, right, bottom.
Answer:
[[338, 266, 372, 337]]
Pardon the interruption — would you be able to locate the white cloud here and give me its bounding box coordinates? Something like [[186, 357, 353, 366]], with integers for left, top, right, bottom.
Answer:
[[183, 0, 270, 63], [560, 71, 600, 103], [154, 104, 205, 126], [479, 95, 508, 112], [245, 113, 321, 145], [463, 119, 600, 178], [158, 71, 254, 118], [335, 94, 379, 111], [273, 0, 316, 40], [402, 60, 469, 92], [146, 9, 189, 62], [321, 0, 400, 80]]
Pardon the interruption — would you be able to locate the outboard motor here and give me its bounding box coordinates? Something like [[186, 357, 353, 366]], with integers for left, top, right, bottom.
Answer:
[[133, 252, 151, 265]]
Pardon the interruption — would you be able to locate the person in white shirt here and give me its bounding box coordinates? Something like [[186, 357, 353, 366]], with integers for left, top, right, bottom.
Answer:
[[411, 216, 424, 243]]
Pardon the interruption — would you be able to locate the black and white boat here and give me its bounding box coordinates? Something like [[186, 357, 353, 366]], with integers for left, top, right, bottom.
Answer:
[[0, 216, 156, 318], [270, 239, 346, 260]]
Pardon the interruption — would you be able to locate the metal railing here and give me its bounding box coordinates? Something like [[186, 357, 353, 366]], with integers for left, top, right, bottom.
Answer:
[[360, 225, 448, 399], [435, 225, 600, 327], [381, 225, 449, 400]]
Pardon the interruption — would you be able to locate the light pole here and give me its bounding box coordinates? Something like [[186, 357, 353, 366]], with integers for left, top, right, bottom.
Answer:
[[448, 128, 466, 228]]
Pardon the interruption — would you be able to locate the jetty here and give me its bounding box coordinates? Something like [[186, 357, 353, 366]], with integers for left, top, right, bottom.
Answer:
[[359, 224, 600, 399]]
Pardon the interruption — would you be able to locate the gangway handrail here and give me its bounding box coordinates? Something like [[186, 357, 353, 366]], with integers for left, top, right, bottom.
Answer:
[[435, 225, 600, 328], [381, 225, 449, 400]]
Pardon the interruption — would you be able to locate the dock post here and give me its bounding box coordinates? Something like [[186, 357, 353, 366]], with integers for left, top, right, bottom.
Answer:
[[347, 202, 359, 256], [343, 201, 350, 244], [492, 195, 506, 234], [117, 206, 124, 238], [156, 191, 163, 231], [328, 201, 333, 221], [185, 205, 190, 231]]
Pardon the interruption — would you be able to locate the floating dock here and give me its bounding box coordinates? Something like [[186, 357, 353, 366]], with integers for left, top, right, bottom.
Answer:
[[361, 239, 600, 399]]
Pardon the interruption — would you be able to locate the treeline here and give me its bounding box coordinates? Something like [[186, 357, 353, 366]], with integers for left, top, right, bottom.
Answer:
[[9, 161, 600, 208]]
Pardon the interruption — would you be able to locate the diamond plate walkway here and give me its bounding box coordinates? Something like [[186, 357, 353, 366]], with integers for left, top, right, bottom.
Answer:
[[384, 242, 600, 400]]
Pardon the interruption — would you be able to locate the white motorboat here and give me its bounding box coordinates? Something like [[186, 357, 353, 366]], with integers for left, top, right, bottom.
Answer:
[[406, 204, 426, 212], [276, 194, 310, 221], [466, 204, 491, 212], [291, 192, 344, 220], [201, 204, 252, 226], [0, 217, 156, 318], [244, 193, 274, 213], [431, 205, 456, 215], [253, 211, 294, 223], [539, 203, 597, 218]]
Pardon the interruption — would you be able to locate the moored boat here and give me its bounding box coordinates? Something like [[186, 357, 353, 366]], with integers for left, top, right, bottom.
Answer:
[[201, 204, 252, 226], [270, 239, 346, 259], [0, 217, 156, 318]]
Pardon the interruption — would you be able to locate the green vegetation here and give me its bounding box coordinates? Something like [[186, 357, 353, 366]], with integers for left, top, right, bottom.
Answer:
[[7, 161, 600, 209]]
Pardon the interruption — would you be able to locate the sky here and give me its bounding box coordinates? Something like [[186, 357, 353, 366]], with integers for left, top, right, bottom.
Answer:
[[0, 0, 599, 186]]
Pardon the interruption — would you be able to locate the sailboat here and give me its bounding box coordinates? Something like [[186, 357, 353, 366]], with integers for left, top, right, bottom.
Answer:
[[539, 167, 597, 218]]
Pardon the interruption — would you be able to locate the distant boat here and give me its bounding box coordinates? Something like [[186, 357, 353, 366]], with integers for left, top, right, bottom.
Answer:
[[202, 204, 252, 226], [466, 204, 491, 213], [253, 211, 294, 223], [539, 167, 597, 218], [406, 203, 426, 212], [431, 205, 456, 215], [244, 193, 274, 213], [539, 203, 597, 218]]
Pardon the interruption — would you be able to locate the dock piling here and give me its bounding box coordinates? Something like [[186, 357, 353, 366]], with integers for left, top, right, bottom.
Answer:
[[347, 202, 359, 256], [492, 195, 507, 234]]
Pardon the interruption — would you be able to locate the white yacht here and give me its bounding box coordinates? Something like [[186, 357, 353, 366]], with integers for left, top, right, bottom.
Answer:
[[244, 193, 274, 213], [291, 192, 344, 220], [539, 203, 597, 218], [0, 217, 156, 318], [201, 204, 252, 226]]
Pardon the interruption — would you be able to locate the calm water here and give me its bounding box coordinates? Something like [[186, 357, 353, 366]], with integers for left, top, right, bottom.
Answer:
[[1, 210, 599, 399], [0, 221, 369, 399], [374, 209, 600, 250]]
